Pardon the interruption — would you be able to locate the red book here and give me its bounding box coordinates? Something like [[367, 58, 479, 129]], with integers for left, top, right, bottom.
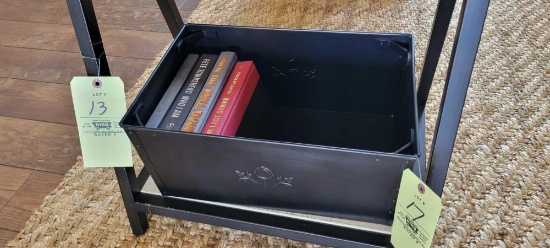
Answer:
[[202, 61, 259, 136]]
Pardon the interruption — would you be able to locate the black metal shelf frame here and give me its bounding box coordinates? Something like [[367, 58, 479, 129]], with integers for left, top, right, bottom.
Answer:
[[65, 0, 490, 247]]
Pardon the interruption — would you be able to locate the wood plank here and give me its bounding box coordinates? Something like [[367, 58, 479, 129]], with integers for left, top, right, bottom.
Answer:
[[0, 117, 81, 174], [0, 166, 33, 210], [0, 47, 153, 90], [0, 2, 192, 32], [102, 29, 171, 60], [0, 171, 64, 232], [95, 5, 192, 32], [0, 228, 19, 248], [0, 20, 172, 60], [0, 2, 71, 25], [109, 56, 155, 91], [0, 79, 76, 125], [5, 0, 185, 9], [0, 46, 83, 85], [94, 0, 186, 8], [95, 5, 169, 33], [0, 20, 79, 54], [3, 0, 58, 2]]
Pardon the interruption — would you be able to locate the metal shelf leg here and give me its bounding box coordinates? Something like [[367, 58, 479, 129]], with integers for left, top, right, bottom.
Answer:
[[426, 0, 491, 196], [66, 0, 110, 77], [417, 0, 457, 116], [156, 0, 185, 38], [114, 168, 149, 234]]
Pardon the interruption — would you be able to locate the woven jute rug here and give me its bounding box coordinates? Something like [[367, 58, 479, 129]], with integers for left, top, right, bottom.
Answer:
[[9, 0, 550, 247]]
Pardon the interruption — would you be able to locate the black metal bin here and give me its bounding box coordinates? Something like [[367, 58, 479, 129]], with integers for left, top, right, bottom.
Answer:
[[121, 24, 421, 225]]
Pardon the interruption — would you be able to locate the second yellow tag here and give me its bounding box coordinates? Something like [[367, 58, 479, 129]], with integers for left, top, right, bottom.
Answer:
[[391, 169, 442, 248]]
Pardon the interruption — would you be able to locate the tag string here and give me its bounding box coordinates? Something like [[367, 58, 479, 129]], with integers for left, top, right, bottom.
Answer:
[[96, 55, 101, 80], [81, 51, 105, 80]]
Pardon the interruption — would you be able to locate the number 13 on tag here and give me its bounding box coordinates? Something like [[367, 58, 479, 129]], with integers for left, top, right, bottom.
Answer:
[[70, 77, 132, 167], [391, 169, 442, 248]]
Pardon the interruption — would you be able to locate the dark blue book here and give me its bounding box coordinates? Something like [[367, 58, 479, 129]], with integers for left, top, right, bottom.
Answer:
[[159, 54, 218, 130]]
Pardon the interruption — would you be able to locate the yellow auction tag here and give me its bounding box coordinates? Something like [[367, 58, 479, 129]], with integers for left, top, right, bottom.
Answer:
[[391, 169, 442, 248], [70, 77, 132, 167]]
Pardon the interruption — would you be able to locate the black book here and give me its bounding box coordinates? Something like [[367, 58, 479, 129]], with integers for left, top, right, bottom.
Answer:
[[145, 54, 199, 128], [159, 54, 218, 130]]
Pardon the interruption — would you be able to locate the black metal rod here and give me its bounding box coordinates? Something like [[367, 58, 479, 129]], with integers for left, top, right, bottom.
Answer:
[[66, 0, 110, 76], [426, 0, 490, 196], [156, 0, 185, 38], [417, 0, 457, 116], [114, 168, 149, 234]]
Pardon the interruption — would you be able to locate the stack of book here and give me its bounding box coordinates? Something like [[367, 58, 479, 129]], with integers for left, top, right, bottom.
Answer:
[[145, 52, 260, 137]]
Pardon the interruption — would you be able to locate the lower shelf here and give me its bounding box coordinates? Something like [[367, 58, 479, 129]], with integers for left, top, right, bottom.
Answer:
[[142, 176, 392, 234], [138, 175, 393, 247]]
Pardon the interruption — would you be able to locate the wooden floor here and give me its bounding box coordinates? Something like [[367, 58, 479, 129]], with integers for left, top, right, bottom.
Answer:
[[0, 0, 199, 246]]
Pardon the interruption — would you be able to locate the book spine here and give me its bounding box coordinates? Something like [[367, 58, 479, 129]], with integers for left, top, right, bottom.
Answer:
[[145, 54, 199, 128], [159, 54, 218, 130], [202, 61, 259, 136], [220, 63, 259, 136], [181, 52, 237, 132]]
